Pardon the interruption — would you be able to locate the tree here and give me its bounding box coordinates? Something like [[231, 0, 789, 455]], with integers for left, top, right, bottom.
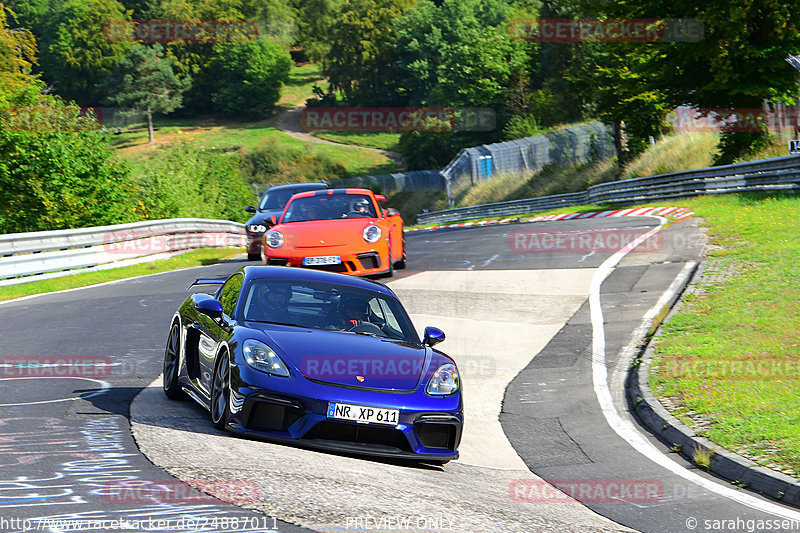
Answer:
[[575, 0, 800, 163], [289, 0, 344, 62], [208, 38, 291, 117], [568, 43, 671, 167], [0, 111, 135, 232], [42, 0, 131, 105], [100, 43, 190, 143], [391, 0, 527, 108], [1, 5, 136, 233], [388, 0, 529, 167], [0, 4, 39, 107], [151, 0, 250, 113], [324, 0, 415, 105]]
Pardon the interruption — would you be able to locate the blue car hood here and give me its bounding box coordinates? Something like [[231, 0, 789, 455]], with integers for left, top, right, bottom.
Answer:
[[246, 210, 281, 226], [255, 326, 428, 391]]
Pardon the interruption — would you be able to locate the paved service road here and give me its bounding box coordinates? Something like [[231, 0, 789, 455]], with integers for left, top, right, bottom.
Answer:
[[2, 216, 799, 533]]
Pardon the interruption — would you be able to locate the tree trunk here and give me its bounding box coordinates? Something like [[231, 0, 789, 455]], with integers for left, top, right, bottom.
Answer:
[[147, 106, 154, 144], [613, 120, 626, 175]]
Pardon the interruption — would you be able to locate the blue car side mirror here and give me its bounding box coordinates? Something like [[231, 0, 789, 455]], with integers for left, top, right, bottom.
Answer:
[[197, 298, 223, 320], [423, 326, 445, 347]]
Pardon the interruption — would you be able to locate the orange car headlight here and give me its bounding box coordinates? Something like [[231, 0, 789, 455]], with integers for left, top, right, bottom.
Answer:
[[265, 230, 284, 248], [363, 225, 381, 243]]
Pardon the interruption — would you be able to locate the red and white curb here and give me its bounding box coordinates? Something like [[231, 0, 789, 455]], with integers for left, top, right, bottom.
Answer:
[[405, 206, 693, 233]]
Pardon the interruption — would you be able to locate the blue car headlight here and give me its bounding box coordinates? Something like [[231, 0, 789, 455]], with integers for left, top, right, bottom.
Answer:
[[426, 363, 459, 395], [242, 339, 290, 377]]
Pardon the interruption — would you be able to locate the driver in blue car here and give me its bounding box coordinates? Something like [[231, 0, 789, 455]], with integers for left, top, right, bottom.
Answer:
[[336, 293, 368, 329], [250, 284, 291, 322]]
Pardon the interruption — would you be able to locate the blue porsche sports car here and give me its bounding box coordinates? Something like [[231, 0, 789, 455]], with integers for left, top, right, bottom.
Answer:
[[163, 266, 462, 463]]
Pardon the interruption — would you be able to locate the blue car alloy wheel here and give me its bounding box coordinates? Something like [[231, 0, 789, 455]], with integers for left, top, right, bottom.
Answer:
[[164, 266, 463, 463]]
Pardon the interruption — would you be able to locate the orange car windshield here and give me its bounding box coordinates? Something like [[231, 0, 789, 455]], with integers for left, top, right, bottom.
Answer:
[[282, 194, 377, 222]]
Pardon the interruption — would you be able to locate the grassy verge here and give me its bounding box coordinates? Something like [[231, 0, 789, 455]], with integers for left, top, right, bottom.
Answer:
[[107, 63, 395, 178], [621, 131, 720, 179], [310, 131, 402, 151], [452, 158, 618, 208], [0, 248, 243, 302], [647, 193, 800, 476], [409, 189, 800, 477], [279, 62, 327, 107], [111, 121, 396, 178]]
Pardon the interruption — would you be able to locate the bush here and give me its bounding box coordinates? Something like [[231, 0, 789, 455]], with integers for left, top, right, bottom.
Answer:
[[0, 102, 136, 233], [397, 129, 497, 170], [239, 141, 349, 184], [503, 114, 541, 141], [134, 143, 255, 222]]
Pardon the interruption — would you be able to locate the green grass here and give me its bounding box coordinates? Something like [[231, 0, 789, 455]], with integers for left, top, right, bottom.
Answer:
[[621, 131, 720, 179], [110, 121, 397, 177], [106, 62, 396, 177], [410, 190, 800, 477], [0, 248, 243, 302], [648, 193, 800, 475], [310, 131, 402, 151], [454, 157, 618, 208], [279, 62, 328, 107]]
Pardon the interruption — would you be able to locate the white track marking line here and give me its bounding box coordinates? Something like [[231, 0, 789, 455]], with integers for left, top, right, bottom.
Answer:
[[589, 217, 800, 520], [0, 376, 109, 406]]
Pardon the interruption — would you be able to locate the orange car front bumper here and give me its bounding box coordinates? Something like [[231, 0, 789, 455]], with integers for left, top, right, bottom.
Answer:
[[264, 245, 391, 276]]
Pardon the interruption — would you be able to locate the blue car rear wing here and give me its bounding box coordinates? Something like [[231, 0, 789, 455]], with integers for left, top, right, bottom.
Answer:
[[188, 278, 227, 290]]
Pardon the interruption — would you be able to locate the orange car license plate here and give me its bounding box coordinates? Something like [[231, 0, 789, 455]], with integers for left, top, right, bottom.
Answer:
[[303, 256, 341, 266]]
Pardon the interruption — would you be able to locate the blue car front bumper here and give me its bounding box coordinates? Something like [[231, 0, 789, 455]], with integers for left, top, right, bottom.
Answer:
[[226, 374, 463, 461]]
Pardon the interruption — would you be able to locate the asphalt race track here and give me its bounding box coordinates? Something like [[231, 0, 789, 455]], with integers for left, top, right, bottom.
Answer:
[[2, 216, 800, 533]]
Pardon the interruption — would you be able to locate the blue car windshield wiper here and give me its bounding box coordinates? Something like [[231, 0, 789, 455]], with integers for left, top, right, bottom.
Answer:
[[347, 330, 383, 338], [248, 320, 308, 328]]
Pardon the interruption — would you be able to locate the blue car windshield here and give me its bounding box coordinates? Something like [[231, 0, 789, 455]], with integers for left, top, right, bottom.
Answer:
[[241, 278, 420, 344], [281, 194, 377, 223], [258, 190, 296, 211]]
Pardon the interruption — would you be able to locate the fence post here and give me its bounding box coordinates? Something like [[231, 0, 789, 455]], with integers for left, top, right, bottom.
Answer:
[[445, 173, 453, 207]]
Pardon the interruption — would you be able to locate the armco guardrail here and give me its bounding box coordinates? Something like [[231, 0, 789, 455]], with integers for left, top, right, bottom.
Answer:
[[417, 154, 800, 225], [417, 192, 589, 225], [0, 218, 245, 286]]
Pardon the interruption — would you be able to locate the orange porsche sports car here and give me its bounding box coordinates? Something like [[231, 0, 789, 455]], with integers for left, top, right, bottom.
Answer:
[[262, 188, 406, 277]]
